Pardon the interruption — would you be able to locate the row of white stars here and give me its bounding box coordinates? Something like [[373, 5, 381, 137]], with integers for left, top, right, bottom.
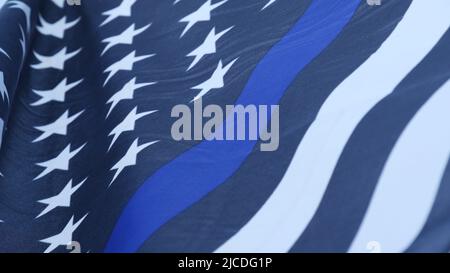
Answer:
[[98, 0, 280, 187], [175, 0, 280, 102], [96, 0, 241, 189], [99, 0, 159, 188], [30, 0, 87, 253], [178, 0, 236, 102], [31, 0, 278, 252]]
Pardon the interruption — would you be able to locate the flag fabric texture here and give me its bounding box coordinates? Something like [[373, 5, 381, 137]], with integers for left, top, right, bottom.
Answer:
[[1, 0, 450, 253]]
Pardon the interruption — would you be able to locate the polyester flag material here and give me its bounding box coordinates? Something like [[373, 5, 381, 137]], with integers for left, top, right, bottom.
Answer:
[[0, 0, 450, 253]]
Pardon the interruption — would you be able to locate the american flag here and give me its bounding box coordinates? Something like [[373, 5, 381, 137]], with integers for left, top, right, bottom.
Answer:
[[0, 0, 450, 253]]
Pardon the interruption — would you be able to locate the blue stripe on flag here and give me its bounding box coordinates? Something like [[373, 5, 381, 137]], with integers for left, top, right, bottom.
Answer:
[[105, 0, 361, 253]]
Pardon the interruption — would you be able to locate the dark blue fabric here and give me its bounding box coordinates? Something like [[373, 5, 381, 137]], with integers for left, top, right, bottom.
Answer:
[[140, 0, 412, 253], [105, 0, 361, 253], [292, 16, 450, 253]]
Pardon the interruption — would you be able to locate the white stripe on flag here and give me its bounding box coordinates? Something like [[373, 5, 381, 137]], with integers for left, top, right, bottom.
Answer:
[[349, 79, 450, 253], [216, 0, 450, 253]]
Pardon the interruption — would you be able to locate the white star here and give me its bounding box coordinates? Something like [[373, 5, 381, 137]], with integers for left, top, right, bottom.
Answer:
[[191, 58, 237, 102], [106, 77, 155, 118], [0, 48, 10, 59], [108, 107, 157, 151], [100, 0, 136, 27], [186, 26, 233, 71], [179, 0, 228, 38], [34, 143, 86, 181], [101, 23, 151, 56], [18, 26, 25, 62], [37, 15, 80, 39], [103, 50, 154, 86], [33, 110, 84, 142], [8, 1, 31, 33], [40, 214, 88, 253], [51, 0, 65, 8], [31, 78, 83, 106], [31, 47, 82, 70], [36, 178, 86, 218], [262, 0, 276, 10], [0, 71, 8, 104], [110, 138, 158, 187]]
